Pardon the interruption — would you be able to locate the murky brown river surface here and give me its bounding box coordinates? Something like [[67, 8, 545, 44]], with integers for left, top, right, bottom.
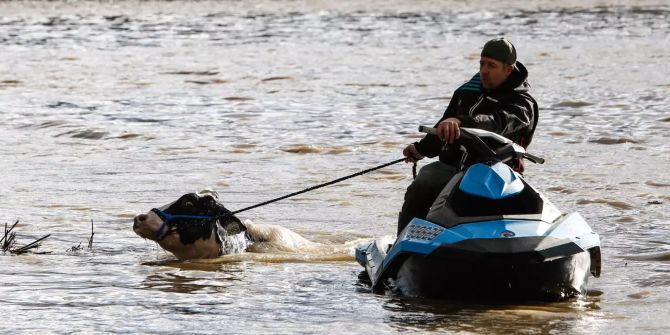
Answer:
[[1, 0, 669, 333]]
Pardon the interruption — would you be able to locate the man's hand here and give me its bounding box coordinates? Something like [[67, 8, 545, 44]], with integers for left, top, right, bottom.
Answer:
[[436, 117, 461, 144], [402, 144, 424, 163]]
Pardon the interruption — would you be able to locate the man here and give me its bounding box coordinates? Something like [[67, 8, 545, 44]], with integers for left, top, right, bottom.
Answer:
[[398, 37, 539, 235]]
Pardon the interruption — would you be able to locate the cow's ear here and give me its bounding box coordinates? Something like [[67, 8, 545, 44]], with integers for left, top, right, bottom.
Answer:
[[220, 216, 247, 235], [213, 200, 246, 234]]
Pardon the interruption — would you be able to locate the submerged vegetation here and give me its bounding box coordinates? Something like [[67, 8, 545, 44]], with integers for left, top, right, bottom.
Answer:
[[2, 219, 95, 255]]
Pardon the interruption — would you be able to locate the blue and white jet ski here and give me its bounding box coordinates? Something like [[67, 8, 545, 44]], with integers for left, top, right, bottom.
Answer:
[[356, 127, 601, 301]]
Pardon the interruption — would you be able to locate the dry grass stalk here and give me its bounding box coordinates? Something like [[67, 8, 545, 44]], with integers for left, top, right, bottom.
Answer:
[[67, 219, 95, 253], [1, 221, 19, 252], [87, 219, 94, 250], [2, 220, 51, 255]]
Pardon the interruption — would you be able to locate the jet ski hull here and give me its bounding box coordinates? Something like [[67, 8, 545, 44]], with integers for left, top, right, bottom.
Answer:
[[391, 251, 591, 301], [356, 216, 601, 301]]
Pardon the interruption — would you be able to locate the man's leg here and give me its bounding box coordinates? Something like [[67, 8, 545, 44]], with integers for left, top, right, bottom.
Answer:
[[397, 161, 456, 235]]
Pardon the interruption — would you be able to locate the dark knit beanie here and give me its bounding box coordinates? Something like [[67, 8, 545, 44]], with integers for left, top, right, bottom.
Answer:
[[481, 38, 517, 65]]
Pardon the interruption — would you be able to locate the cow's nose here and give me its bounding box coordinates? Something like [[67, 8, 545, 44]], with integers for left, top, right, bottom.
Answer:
[[133, 214, 148, 229]]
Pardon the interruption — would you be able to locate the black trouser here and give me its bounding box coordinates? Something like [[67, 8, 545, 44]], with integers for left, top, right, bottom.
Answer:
[[397, 161, 456, 235]]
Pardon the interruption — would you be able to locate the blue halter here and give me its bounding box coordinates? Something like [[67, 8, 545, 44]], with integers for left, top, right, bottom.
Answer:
[[150, 208, 218, 241]]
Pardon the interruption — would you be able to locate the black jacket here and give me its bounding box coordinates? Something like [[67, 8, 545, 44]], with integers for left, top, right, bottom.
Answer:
[[414, 61, 539, 165]]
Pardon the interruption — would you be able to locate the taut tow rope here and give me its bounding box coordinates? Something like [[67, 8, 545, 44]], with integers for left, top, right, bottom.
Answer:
[[231, 158, 407, 215]]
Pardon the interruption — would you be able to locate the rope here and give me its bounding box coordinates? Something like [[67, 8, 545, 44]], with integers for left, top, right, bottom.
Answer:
[[232, 158, 406, 215], [412, 162, 417, 179]]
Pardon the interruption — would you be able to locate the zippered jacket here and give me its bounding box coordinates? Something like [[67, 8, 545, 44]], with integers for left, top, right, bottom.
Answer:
[[414, 61, 539, 168]]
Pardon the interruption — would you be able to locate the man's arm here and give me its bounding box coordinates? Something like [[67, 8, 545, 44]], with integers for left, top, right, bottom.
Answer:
[[456, 95, 534, 140], [412, 90, 462, 158]]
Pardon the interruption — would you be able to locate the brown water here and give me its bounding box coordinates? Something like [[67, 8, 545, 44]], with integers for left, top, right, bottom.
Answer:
[[1, 0, 669, 333]]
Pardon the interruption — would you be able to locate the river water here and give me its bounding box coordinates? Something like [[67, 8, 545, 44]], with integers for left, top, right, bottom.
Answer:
[[0, 0, 668, 333]]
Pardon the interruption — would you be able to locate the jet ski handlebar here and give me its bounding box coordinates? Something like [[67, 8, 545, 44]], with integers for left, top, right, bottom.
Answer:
[[418, 126, 544, 164], [522, 152, 545, 164], [418, 125, 438, 136]]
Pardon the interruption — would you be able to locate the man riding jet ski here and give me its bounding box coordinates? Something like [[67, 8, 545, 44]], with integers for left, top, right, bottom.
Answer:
[[356, 127, 601, 301], [399, 37, 539, 237]]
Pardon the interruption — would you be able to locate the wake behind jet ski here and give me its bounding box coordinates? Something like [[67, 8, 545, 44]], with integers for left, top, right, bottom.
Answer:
[[356, 126, 601, 301]]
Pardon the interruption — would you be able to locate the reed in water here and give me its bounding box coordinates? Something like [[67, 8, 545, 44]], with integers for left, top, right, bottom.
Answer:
[[1, 220, 51, 255]]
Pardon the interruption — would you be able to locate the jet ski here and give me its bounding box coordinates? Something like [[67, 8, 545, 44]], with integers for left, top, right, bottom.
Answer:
[[356, 126, 601, 301]]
